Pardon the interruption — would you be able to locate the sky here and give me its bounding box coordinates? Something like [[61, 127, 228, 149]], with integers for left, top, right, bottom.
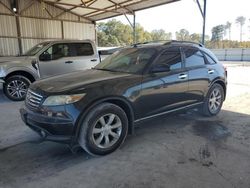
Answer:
[[99, 0, 250, 41]]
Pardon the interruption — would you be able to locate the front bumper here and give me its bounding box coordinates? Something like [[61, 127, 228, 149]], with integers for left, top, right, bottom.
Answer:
[[20, 105, 77, 143]]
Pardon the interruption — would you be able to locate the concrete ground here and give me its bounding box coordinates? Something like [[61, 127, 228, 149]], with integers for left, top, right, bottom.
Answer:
[[0, 62, 250, 188]]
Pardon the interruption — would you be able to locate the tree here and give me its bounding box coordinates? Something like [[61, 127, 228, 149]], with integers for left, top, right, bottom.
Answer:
[[225, 21, 232, 40], [135, 23, 152, 43], [150, 29, 172, 41], [97, 19, 133, 46], [236, 16, 246, 42], [97, 31, 109, 46], [211, 25, 225, 41], [190, 33, 201, 43], [175, 29, 190, 41]]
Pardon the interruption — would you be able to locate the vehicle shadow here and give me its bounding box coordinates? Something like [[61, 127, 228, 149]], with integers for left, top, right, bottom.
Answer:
[[0, 106, 250, 186]]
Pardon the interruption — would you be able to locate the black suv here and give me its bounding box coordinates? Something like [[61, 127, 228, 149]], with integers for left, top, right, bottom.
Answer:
[[20, 41, 227, 156]]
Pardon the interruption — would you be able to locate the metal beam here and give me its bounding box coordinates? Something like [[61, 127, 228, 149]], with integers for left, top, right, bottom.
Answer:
[[43, 1, 121, 14], [19, 1, 36, 15], [82, 0, 134, 17], [54, 0, 97, 18], [86, 0, 97, 7], [196, 0, 207, 45], [123, 13, 136, 44], [43, 1, 94, 22], [15, 0, 22, 55], [202, 0, 207, 45], [0, 12, 93, 24], [0, 0, 15, 15], [85, 0, 179, 20], [107, 0, 134, 15], [44, 7, 53, 18], [133, 13, 136, 44]]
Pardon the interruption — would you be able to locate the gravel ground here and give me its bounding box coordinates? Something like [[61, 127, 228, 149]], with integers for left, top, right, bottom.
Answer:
[[0, 62, 250, 188]]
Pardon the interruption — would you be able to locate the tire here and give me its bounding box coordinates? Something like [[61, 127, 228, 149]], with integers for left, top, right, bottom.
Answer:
[[202, 83, 224, 116], [3, 75, 31, 101], [78, 103, 128, 156]]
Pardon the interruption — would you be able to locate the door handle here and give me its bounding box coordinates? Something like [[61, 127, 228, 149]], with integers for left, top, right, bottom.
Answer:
[[65, 61, 73, 64], [91, 59, 97, 62], [178, 74, 188, 79], [208, 69, 215, 74]]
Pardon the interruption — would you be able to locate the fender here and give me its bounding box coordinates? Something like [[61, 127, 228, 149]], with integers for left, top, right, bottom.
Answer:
[[73, 96, 135, 142], [5, 66, 39, 80], [207, 77, 227, 99]]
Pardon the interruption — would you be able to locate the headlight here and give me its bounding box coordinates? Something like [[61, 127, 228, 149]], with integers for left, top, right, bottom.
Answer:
[[43, 94, 86, 106]]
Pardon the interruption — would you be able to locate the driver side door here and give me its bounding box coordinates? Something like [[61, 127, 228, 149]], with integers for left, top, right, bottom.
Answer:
[[38, 43, 75, 78], [135, 47, 189, 119]]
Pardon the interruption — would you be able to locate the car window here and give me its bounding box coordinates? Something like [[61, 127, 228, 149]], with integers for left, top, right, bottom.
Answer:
[[95, 48, 157, 74], [23, 42, 50, 56], [184, 48, 205, 67], [204, 53, 217, 64], [155, 47, 182, 71], [44, 43, 70, 60], [72, 43, 94, 56]]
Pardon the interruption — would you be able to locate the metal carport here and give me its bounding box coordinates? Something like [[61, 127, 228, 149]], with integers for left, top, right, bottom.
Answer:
[[0, 0, 207, 56]]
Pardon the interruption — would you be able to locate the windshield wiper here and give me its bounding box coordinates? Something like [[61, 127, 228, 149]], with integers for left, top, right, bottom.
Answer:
[[92, 68, 121, 73]]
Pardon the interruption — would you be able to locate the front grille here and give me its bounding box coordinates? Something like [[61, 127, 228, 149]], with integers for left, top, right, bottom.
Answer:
[[26, 89, 43, 109]]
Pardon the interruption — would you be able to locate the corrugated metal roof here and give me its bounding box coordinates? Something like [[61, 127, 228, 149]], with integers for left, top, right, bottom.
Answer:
[[43, 0, 180, 21]]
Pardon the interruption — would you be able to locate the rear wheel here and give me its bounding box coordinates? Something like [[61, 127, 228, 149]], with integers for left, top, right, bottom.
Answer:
[[78, 103, 128, 156], [3, 75, 30, 101], [202, 83, 224, 116]]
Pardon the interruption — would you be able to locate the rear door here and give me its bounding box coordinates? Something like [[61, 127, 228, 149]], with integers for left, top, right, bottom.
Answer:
[[136, 47, 189, 119], [69, 42, 99, 70], [183, 47, 210, 103]]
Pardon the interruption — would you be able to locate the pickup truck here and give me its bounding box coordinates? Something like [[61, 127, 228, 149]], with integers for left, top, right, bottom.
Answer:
[[0, 40, 100, 101]]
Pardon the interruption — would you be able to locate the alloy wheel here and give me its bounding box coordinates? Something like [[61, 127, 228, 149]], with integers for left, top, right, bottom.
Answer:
[[208, 88, 222, 113], [92, 113, 122, 149], [6, 80, 28, 99]]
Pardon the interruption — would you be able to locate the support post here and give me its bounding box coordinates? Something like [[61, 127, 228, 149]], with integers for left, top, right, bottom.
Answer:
[[202, 0, 207, 45], [15, 0, 22, 55], [196, 0, 207, 45], [133, 13, 136, 44], [123, 12, 136, 44], [61, 21, 64, 39]]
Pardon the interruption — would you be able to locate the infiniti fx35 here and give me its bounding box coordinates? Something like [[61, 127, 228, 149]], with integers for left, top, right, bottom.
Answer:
[[20, 41, 227, 156]]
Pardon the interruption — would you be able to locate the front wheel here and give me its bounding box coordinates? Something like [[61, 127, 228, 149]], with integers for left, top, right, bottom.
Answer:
[[3, 75, 31, 101], [78, 103, 128, 156], [202, 83, 224, 116]]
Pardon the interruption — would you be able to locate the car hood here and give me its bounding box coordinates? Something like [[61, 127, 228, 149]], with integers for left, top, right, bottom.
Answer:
[[32, 69, 132, 94], [0, 56, 30, 64]]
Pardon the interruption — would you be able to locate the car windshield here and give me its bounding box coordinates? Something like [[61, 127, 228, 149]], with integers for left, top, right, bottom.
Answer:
[[23, 42, 50, 56], [94, 48, 157, 74]]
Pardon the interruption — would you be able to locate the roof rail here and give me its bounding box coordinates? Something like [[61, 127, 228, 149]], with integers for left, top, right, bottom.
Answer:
[[132, 40, 169, 47], [164, 40, 204, 47]]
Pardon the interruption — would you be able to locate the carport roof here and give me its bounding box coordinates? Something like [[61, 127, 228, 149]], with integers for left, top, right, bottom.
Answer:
[[43, 0, 180, 21]]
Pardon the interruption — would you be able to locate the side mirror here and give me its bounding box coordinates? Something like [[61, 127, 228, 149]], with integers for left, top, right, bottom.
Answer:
[[39, 53, 51, 61], [150, 63, 170, 73]]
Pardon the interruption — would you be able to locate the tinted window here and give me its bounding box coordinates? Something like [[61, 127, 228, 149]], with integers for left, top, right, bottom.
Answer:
[[155, 47, 182, 70], [72, 43, 94, 56], [204, 53, 217, 64], [44, 43, 70, 60], [95, 48, 156, 74], [184, 48, 205, 67]]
